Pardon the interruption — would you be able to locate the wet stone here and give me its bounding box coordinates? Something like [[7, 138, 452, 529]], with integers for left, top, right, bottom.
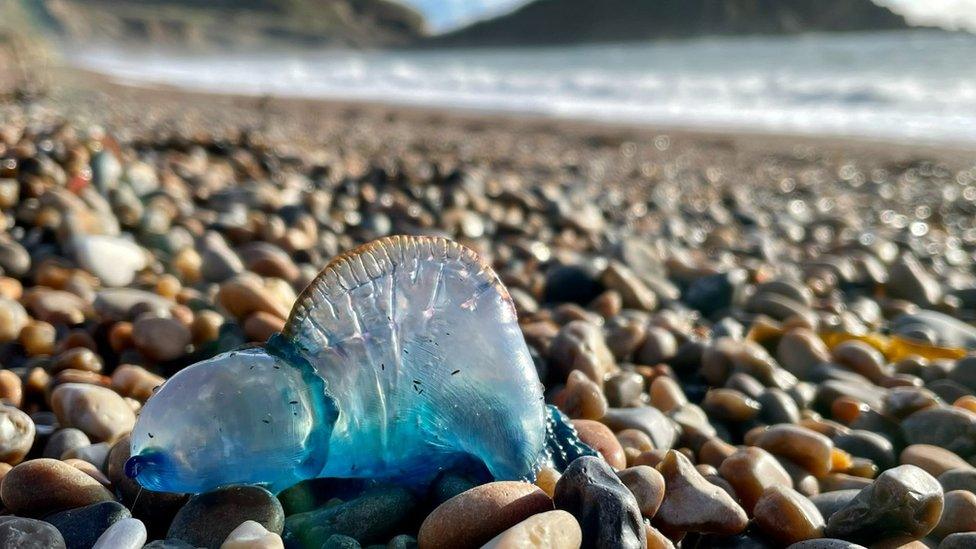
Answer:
[[824, 464, 944, 546], [481, 510, 582, 549], [557, 370, 607, 420], [754, 485, 825, 546], [654, 450, 748, 537], [932, 490, 976, 540], [718, 446, 794, 514], [758, 388, 802, 424], [601, 407, 679, 451], [0, 405, 34, 465], [554, 456, 645, 549], [756, 425, 834, 478], [604, 371, 644, 408], [0, 516, 66, 549], [939, 468, 976, 495], [901, 444, 972, 477], [901, 406, 976, 458], [0, 458, 114, 517], [616, 465, 665, 518], [833, 430, 896, 472], [940, 533, 976, 549], [51, 383, 136, 443], [168, 485, 284, 549], [550, 320, 616, 386], [45, 500, 131, 549], [418, 482, 551, 549]]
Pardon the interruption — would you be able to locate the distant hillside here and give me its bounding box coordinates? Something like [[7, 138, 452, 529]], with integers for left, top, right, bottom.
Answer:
[[433, 0, 918, 47], [12, 0, 425, 50]]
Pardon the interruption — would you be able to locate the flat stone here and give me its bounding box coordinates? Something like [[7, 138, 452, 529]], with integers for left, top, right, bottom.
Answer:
[[168, 485, 284, 549], [51, 383, 136, 443], [756, 425, 834, 478], [654, 450, 748, 537], [46, 501, 131, 549], [554, 456, 645, 549], [902, 407, 976, 458], [72, 235, 147, 287], [0, 458, 114, 517], [419, 482, 552, 549], [286, 487, 416, 547], [824, 464, 944, 546], [0, 516, 66, 549], [481, 510, 582, 549], [600, 407, 679, 451], [901, 444, 973, 477]]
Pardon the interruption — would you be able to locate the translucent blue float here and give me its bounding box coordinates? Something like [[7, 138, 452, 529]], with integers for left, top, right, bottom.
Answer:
[[126, 236, 592, 493]]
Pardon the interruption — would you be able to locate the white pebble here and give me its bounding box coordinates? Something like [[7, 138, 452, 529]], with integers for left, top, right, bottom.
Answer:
[[221, 520, 284, 549], [92, 518, 147, 549]]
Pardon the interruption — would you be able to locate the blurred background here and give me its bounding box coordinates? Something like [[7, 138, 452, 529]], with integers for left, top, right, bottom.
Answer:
[[3, 0, 976, 143]]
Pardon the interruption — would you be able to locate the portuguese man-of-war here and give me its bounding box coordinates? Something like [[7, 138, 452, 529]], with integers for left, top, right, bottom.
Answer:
[[125, 235, 594, 494]]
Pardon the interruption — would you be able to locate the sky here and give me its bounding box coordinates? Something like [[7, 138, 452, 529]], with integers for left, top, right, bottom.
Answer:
[[401, 0, 976, 34]]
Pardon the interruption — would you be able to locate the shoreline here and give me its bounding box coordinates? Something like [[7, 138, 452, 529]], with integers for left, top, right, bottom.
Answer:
[[57, 65, 976, 161]]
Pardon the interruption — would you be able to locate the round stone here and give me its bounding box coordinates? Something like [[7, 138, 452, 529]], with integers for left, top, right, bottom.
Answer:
[[51, 383, 136, 443], [168, 485, 284, 549], [220, 520, 283, 549], [0, 405, 34, 465], [0, 516, 66, 549], [0, 458, 114, 517], [45, 500, 131, 549], [132, 316, 192, 362], [419, 481, 553, 549], [753, 485, 825, 546], [481, 510, 582, 549]]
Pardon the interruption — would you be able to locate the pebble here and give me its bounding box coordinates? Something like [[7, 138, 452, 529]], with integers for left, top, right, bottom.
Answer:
[[0, 405, 34, 464], [939, 468, 976, 494], [481, 510, 582, 549], [571, 419, 626, 469], [220, 520, 284, 549], [900, 444, 972, 477], [168, 485, 284, 549], [0, 516, 67, 549], [419, 482, 552, 549], [824, 464, 944, 545], [756, 425, 834, 478], [111, 364, 165, 401], [636, 327, 678, 365], [600, 407, 678, 451], [833, 430, 896, 472], [901, 407, 976, 458], [931, 490, 976, 540], [72, 235, 147, 287], [50, 382, 136, 443], [718, 446, 793, 513], [603, 371, 644, 408], [0, 297, 26, 343], [754, 485, 825, 545], [285, 487, 416, 547], [601, 262, 657, 311], [557, 370, 608, 420], [649, 376, 687, 413], [550, 320, 616, 386], [941, 533, 976, 548], [0, 458, 114, 516], [131, 316, 192, 362], [654, 450, 748, 536], [616, 465, 665, 518], [42, 428, 91, 459], [777, 328, 832, 379], [216, 276, 290, 321], [45, 500, 131, 549], [553, 456, 645, 549]]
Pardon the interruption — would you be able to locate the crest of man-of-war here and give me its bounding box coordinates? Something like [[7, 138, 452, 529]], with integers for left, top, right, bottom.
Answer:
[[125, 235, 594, 493]]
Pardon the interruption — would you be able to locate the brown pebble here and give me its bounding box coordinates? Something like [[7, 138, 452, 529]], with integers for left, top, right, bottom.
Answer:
[[132, 316, 191, 362], [243, 311, 285, 342], [217, 276, 290, 321], [557, 370, 608, 420], [933, 490, 976, 540], [62, 458, 111, 486], [191, 309, 224, 345], [534, 467, 560, 498], [654, 450, 748, 536], [756, 425, 834, 478], [616, 429, 654, 454], [719, 446, 793, 514], [572, 419, 626, 469], [702, 388, 761, 423], [0, 370, 21, 408], [51, 347, 103, 374], [51, 382, 136, 443], [418, 481, 553, 549], [0, 458, 114, 517], [18, 320, 55, 356], [900, 444, 973, 477], [753, 485, 825, 545], [644, 523, 675, 549], [649, 376, 687, 413], [111, 364, 165, 402], [699, 437, 737, 469], [616, 465, 665, 518]]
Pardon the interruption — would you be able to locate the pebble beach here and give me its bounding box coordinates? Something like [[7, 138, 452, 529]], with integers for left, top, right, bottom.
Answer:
[[0, 74, 975, 548]]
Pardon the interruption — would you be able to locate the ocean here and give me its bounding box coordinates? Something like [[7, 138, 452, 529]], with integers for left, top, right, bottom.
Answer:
[[71, 30, 976, 144]]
